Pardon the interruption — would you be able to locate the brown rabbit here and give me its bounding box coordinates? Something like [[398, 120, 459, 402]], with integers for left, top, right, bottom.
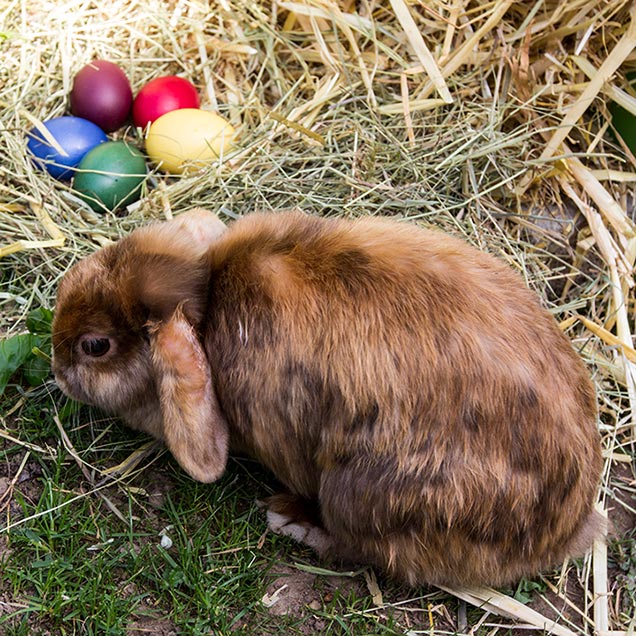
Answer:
[[52, 208, 603, 587]]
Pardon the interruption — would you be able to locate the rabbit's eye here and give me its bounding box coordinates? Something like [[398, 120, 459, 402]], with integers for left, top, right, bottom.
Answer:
[[81, 337, 111, 357]]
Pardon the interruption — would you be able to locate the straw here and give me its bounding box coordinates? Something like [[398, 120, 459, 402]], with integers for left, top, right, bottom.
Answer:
[[1, 0, 634, 632]]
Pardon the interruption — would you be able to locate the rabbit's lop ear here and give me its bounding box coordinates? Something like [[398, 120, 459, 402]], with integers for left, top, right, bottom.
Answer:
[[149, 307, 229, 483]]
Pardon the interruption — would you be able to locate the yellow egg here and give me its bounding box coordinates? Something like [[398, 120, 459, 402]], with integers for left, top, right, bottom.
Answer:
[[145, 108, 235, 174]]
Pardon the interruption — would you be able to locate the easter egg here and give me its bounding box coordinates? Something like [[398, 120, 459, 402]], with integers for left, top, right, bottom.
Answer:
[[73, 141, 146, 212], [26, 116, 107, 180], [70, 60, 133, 132], [145, 108, 235, 174], [132, 76, 200, 128]]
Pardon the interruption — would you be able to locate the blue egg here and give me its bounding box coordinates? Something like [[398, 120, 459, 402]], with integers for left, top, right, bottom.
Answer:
[[26, 116, 108, 180]]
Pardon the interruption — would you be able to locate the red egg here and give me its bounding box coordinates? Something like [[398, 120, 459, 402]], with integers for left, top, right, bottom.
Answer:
[[71, 60, 133, 132], [132, 76, 200, 129]]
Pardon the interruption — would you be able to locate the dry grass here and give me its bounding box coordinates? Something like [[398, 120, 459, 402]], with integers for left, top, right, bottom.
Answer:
[[1, 0, 635, 633]]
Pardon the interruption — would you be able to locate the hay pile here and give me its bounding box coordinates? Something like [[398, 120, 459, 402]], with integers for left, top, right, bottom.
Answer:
[[1, 0, 635, 632]]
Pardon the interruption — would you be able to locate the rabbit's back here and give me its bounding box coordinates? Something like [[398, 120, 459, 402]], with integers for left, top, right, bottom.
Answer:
[[204, 211, 601, 585]]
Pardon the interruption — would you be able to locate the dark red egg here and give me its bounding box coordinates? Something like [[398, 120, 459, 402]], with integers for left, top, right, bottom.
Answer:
[[70, 60, 133, 132], [132, 76, 200, 129]]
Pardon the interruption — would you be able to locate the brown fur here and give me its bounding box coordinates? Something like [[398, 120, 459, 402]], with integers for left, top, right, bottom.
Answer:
[[52, 210, 603, 587]]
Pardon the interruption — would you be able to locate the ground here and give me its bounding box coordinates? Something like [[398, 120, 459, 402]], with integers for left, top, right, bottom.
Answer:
[[0, 407, 634, 634]]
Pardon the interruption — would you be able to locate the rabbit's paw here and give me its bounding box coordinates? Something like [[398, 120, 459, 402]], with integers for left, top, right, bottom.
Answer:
[[264, 494, 333, 557]]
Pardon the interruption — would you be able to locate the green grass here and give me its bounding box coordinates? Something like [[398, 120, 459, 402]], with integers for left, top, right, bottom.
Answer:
[[2, 382, 629, 635], [1, 388, 432, 635]]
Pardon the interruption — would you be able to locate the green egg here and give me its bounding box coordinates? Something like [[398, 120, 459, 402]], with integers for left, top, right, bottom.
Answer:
[[73, 141, 147, 212]]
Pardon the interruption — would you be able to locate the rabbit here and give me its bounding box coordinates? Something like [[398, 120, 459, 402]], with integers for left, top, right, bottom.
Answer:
[[52, 208, 604, 587]]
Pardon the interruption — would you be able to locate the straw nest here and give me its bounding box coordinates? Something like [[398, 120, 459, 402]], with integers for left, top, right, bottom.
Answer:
[[1, 0, 635, 632]]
